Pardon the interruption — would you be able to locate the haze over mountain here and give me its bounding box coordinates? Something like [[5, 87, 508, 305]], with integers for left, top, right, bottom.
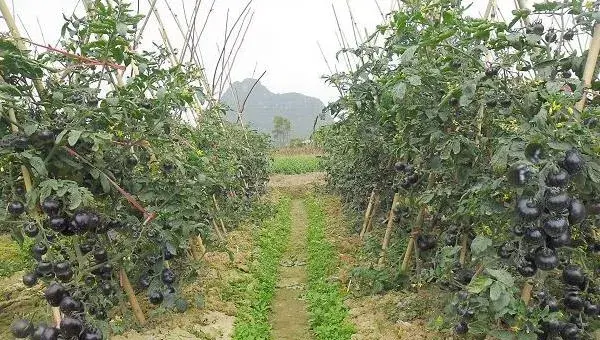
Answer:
[[220, 79, 332, 140]]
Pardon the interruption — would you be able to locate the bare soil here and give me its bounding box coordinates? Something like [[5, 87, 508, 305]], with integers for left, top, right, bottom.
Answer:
[[270, 199, 312, 340]]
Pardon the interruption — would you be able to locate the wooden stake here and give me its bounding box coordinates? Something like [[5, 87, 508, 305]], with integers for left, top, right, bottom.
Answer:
[[575, 23, 600, 112], [52, 307, 61, 327], [401, 173, 435, 272], [459, 233, 469, 266], [378, 193, 401, 266], [366, 194, 380, 233], [359, 190, 376, 239], [119, 269, 147, 326]]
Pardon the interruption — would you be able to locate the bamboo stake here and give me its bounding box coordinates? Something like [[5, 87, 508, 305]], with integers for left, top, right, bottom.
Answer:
[[212, 194, 228, 236], [575, 23, 600, 112], [401, 173, 435, 272], [366, 194, 380, 233], [378, 193, 401, 266], [459, 233, 469, 266], [359, 190, 376, 239], [119, 269, 147, 326]]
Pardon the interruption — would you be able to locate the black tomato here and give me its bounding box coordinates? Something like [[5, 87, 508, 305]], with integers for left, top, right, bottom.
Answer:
[[564, 292, 584, 310], [41, 198, 61, 216], [59, 317, 83, 338], [36, 261, 53, 275], [40, 327, 60, 340], [584, 301, 599, 316], [546, 168, 570, 187], [562, 149, 584, 174], [23, 272, 38, 287], [562, 265, 585, 286], [48, 216, 67, 232], [517, 198, 541, 221], [508, 164, 532, 186], [23, 223, 39, 237], [560, 323, 580, 340], [149, 290, 164, 305], [547, 230, 571, 248], [59, 296, 82, 314], [545, 190, 570, 212], [10, 319, 33, 338], [7, 201, 25, 216], [93, 248, 108, 263], [523, 227, 544, 244], [454, 321, 468, 334], [44, 283, 66, 307], [161, 268, 176, 284], [543, 216, 569, 238], [568, 199, 586, 225], [416, 234, 437, 251], [534, 247, 559, 271]]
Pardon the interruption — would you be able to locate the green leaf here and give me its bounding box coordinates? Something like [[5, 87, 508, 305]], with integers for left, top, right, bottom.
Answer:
[[400, 46, 418, 64], [68, 130, 83, 146], [24, 124, 38, 136], [55, 129, 68, 145], [488, 330, 516, 340], [452, 139, 461, 155], [69, 189, 83, 210], [489, 281, 503, 301], [487, 269, 514, 287], [22, 153, 48, 178], [407, 75, 422, 86], [392, 82, 407, 101], [491, 144, 510, 173], [100, 174, 111, 193], [467, 276, 493, 294], [470, 235, 492, 256]]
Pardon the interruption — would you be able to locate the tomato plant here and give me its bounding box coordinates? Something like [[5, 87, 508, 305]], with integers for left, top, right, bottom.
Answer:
[[319, 0, 600, 338], [1, 1, 269, 338]]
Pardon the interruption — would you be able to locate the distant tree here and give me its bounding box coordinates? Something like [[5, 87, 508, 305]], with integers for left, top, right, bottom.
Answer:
[[272, 116, 291, 146]]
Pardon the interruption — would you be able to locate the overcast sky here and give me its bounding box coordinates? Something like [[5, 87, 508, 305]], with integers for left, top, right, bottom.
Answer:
[[2, 0, 532, 103]]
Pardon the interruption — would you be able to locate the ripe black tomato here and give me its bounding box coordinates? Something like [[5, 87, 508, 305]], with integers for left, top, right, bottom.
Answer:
[[23, 223, 39, 237], [546, 168, 570, 187], [562, 265, 585, 286], [23, 272, 38, 287], [543, 216, 569, 238], [7, 201, 25, 216], [59, 317, 83, 338], [517, 198, 541, 221], [568, 199, 586, 224], [10, 319, 33, 338], [41, 198, 61, 216], [44, 283, 66, 307], [534, 247, 559, 271], [149, 290, 164, 305]]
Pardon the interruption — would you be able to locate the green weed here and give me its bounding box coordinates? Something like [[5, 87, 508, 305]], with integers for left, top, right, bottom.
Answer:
[[305, 196, 355, 340], [0, 234, 33, 278], [270, 155, 323, 174], [232, 197, 292, 340]]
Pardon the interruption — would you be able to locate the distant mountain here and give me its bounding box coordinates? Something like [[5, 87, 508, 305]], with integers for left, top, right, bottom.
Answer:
[[220, 79, 332, 140]]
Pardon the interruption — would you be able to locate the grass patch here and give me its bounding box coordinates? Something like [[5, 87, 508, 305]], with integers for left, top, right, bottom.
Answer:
[[305, 196, 355, 340], [0, 234, 33, 278], [232, 196, 292, 339], [270, 155, 323, 174]]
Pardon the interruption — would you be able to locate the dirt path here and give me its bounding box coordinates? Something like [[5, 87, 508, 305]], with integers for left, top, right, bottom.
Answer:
[[270, 199, 312, 340]]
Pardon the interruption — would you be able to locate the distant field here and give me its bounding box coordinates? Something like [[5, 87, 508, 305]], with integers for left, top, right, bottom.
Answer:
[[270, 154, 324, 174]]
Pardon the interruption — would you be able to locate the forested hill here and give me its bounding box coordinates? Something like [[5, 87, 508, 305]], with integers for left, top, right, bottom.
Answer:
[[220, 78, 332, 139]]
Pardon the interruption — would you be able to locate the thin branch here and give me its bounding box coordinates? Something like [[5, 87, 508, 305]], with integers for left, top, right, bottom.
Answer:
[[133, 0, 159, 49]]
